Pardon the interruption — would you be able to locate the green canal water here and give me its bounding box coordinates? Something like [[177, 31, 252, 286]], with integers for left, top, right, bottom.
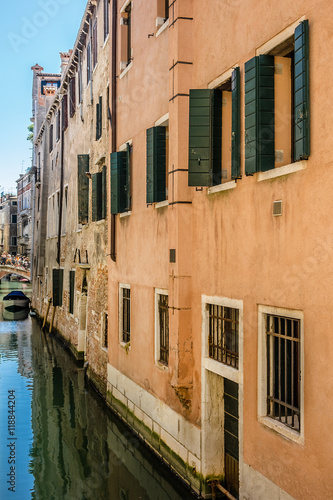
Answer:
[[0, 282, 199, 500]]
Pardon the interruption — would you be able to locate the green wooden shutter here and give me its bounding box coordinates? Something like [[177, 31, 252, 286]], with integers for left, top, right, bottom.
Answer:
[[110, 151, 128, 214], [146, 126, 166, 203], [188, 89, 222, 186], [126, 143, 131, 210], [231, 67, 241, 179], [294, 20, 309, 160], [102, 165, 107, 219], [245, 55, 275, 175], [69, 270, 75, 314], [53, 268, 63, 307], [77, 154, 89, 224], [92, 172, 102, 221]]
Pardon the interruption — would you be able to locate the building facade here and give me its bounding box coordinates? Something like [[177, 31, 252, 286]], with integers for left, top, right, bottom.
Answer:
[[16, 170, 33, 256], [105, 1, 333, 499], [0, 194, 18, 255], [31, 0, 110, 394]]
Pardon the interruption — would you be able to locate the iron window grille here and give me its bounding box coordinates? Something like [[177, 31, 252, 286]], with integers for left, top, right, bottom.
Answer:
[[266, 314, 300, 432], [158, 294, 169, 365], [208, 304, 239, 368], [122, 288, 130, 343]]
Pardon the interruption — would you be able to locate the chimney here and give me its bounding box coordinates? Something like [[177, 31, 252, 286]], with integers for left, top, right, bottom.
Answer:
[[60, 51, 73, 78]]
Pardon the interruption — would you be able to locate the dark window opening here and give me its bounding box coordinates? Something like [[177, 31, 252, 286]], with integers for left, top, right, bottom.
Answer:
[[92, 20, 98, 69]]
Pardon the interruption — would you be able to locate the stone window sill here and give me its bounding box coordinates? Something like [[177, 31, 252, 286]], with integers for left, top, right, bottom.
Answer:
[[257, 160, 307, 182], [208, 180, 237, 195]]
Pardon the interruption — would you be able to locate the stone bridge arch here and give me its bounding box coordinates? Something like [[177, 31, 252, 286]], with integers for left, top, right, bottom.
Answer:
[[0, 265, 31, 281]]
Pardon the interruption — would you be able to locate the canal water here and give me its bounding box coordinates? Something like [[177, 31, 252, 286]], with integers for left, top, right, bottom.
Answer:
[[0, 282, 198, 500]]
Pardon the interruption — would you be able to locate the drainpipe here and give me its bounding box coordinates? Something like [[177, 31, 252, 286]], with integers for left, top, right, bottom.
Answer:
[[57, 117, 65, 265], [111, 0, 117, 261]]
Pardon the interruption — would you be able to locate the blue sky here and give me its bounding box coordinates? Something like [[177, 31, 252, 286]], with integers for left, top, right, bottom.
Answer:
[[0, 0, 86, 193]]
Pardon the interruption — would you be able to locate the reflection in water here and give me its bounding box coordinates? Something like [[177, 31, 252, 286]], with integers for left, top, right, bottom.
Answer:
[[0, 289, 197, 500]]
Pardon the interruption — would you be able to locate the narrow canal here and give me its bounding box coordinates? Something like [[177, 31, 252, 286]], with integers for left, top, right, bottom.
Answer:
[[0, 282, 199, 500]]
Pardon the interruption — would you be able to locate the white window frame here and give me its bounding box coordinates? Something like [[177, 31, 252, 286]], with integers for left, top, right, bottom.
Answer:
[[119, 283, 131, 347], [155, 288, 169, 370], [202, 295, 243, 382], [258, 304, 304, 444]]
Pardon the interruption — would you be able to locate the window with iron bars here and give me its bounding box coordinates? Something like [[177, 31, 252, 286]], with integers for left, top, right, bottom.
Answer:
[[158, 294, 169, 365], [266, 314, 300, 432], [208, 304, 239, 369], [122, 288, 130, 344]]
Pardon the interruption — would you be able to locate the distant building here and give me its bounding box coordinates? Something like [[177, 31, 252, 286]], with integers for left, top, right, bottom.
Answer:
[[16, 170, 33, 256], [0, 194, 17, 255]]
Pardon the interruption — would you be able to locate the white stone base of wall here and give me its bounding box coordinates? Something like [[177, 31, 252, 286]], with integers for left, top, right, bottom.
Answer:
[[242, 464, 295, 500], [107, 364, 201, 473]]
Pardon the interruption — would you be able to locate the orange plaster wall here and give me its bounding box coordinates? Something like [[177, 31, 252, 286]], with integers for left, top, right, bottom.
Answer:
[[188, 0, 333, 497], [108, 0, 333, 495]]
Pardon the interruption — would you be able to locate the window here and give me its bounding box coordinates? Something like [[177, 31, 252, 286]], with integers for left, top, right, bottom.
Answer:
[[69, 270, 75, 314], [92, 166, 106, 221], [156, 0, 169, 27], [245, 20, 309, 175], [77, 155, 89, 225], [96, 95, 102, 140], [56, 111, 61, 141], [258, 305, 304, 441], [111, 145, 131, 214], [155, 290, 169, 366], [49, 124, 54, 152], [87, 42, 91, 84], [92, 19, 98, 69], [120, 2, 132, 69], [102, 312, 108, 348], [119, 284, 130, 344], [78, 53, 83, 103], [12, 201, 17, 206], [11, 237, 17, 246], [69, 76, 76, 117], [11, 214, 17, 224], [53, 268, 64, 307], [104, 0, 110, 40], [63, 186, 68, 233], [188, 67, 240, 187], [146, 126, 168, 203], [208, 304, 239, 369], [62, 95, 68, 131]]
